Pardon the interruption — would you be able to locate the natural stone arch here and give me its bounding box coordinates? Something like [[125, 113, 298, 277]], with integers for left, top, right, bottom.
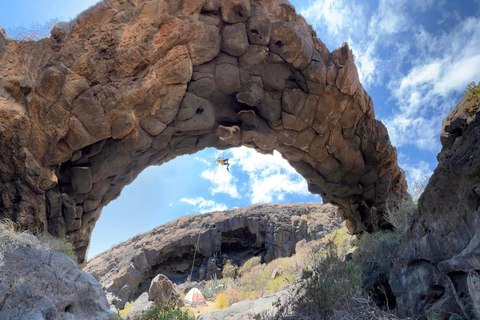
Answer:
[[0, 0, 407, 262]]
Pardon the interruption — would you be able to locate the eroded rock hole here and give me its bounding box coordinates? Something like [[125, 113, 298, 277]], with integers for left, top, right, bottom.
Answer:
[[275, 41, 284, 48], [251, 29, 263, 40], [64, 304, 74, 314], [233, 5, 244, 18], [196, 107, 204, 115]]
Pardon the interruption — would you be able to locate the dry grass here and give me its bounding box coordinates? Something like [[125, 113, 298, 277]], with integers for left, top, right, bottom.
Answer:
[[0, 219, 77, 262], [214, 292, 228, 310]]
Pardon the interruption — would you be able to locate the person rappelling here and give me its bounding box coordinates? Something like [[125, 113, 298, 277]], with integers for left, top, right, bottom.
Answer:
[[215, 157, 230, 171]]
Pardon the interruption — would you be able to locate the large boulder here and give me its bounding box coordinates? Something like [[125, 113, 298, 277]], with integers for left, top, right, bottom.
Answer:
[[149, 274, 184, 306], [0, 237, 114, 320]]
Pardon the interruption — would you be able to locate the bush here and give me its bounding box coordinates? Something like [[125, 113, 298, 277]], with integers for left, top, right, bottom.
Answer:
[[352, 231, 401, 277], [215, 292, 228, 310], [199, 274, 233, 299], [239, 264, 270, 299], [238, 256, 261, 275], [267, 273, 295, 295], [7, 19, 58, 41], [122, 302, 195, 320], [224, 284, 243, 305], [464, 81, 480, 115], [222, 259, 238, 278], [119, 303, 133, 318], [384, 200, 416, 233], [0, 219, 76, 262]]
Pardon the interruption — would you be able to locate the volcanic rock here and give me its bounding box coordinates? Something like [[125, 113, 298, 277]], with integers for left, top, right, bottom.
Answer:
[[0, 238, 113, 320], [391, 86, 480, 319], [0, 0, 407, 263], [84, 203, 341, 309]]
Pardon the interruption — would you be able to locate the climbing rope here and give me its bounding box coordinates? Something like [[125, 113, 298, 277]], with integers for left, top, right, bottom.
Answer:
[[188, 152, 224, 282]]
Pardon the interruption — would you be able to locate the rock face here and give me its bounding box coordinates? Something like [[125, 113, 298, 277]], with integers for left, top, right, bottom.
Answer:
[[197, 290, 283, 320], [0, 239, 113, 320], [0, 0, 407, 263], [391, 90, 480, 319], [84, 203, 341, 309]]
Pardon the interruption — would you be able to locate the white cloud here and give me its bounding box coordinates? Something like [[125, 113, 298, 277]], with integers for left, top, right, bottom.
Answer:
[[384, 17, 480, 151], [168, 203, 173, 207], [180, 197, 228, 213], [301, 0, 480, 154], [194, 157, 211, 166], [230, 147, 310, 204], [201, 164, 240, 199]]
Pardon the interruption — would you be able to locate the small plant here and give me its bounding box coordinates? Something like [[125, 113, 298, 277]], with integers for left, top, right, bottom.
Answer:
[[7, 19, 59, 41], [222, 259, 238, 278], [121, 301, 195, 320], [238, 256, 261, 275], [214, 292, 228, 310], [464, 81, 480, 115], [118, 303, 133, 318]]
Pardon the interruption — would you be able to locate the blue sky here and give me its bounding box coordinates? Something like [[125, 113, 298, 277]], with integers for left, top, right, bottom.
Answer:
[[1, 0, 479, 258]]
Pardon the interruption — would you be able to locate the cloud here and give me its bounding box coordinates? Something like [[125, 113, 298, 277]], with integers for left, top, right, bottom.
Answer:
[[301, 0, 480, 153], [180, 197, 228, 213], [201, 164, 240, 199], [384, 17, 480, 151], [230, 147, 310, 204], [398, 154, 433, 200], [194, 157, 211, 166]]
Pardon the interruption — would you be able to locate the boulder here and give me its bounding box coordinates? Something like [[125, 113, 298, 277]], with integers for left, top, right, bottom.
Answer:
[[126, 292, 154, 318], [0, 239, 114, 320]]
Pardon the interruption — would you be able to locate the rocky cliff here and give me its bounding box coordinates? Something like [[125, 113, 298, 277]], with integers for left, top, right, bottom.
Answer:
[[84, 203, 341, 309], [391, 87, 480, 319], [0, 0, 408, 263]]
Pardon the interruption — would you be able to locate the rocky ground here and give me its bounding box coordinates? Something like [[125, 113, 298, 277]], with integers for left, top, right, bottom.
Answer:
[[84, 202, 341, 311]]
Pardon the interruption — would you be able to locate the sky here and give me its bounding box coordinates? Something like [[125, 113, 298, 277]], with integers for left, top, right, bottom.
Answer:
[[1, 0, 479, 259]]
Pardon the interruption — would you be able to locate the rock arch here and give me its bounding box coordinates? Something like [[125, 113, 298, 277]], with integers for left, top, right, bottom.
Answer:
[[0, 0, 407, 262]]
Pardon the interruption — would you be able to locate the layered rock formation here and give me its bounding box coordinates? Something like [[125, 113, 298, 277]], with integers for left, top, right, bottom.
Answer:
[[0, 237, 113, 320], [84, 203, 341, 309], [391, 89, 480, 319], [0, 0, 408, 262]]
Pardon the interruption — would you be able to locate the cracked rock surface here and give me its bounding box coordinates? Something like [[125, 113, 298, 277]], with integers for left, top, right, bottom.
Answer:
[[0, 0, 407, 263], [0, 238, 113, 320], [391, 91, 480, 319]]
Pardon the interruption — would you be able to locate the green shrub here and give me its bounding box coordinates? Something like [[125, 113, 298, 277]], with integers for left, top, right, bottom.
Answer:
[[271, 239, 362, 319], [0, 219, 76, 262], [352, 231, 401, 277], [267, 273, 295, 295], [121, 301, 195, 320], [199, 274, 233, 299], [238, 256, 261, 275], [222, 259, 238, 278], [119, 303, 133, 318], [465, 81, 480, 115], [384, 200, 416, 233]]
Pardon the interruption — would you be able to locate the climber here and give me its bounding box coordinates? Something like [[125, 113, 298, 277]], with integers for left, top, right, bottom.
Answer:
[[215, 157, 230, 171]]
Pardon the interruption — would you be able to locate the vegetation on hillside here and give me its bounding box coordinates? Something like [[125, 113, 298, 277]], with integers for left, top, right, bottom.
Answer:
[[464, 81, 480, 115], [260, 199, 421, 320], [117, 302, 195, 320], [0, 219, 76, 261]]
